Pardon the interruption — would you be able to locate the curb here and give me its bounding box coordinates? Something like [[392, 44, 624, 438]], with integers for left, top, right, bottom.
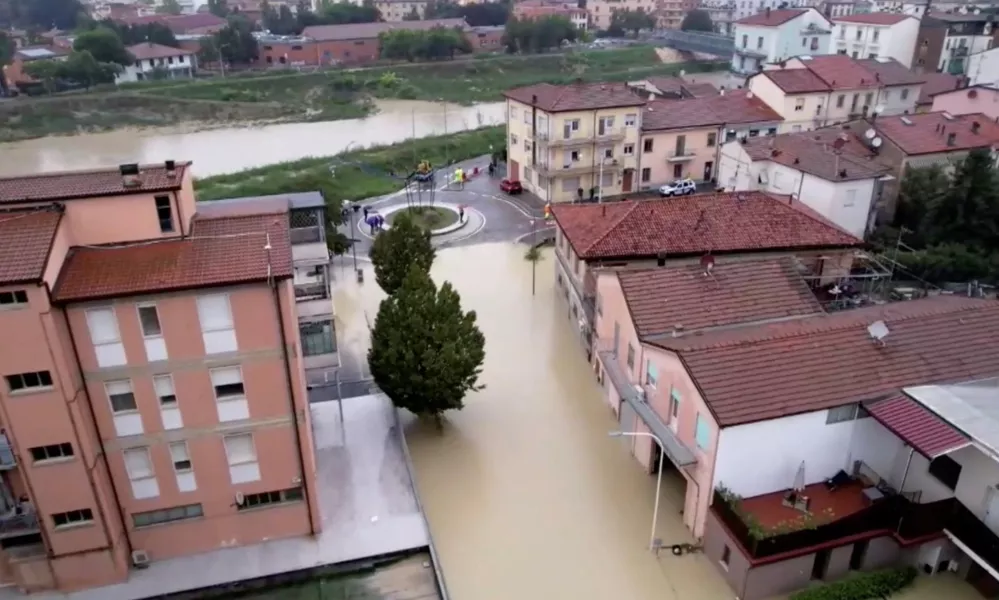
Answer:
[[357, 203, 475, 240]]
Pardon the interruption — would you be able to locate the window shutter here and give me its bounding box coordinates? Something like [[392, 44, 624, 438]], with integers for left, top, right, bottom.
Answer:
[[211, 367, 242, 387], [225, 435, 254, 463], [86, 308, 119, 344], [105, 380, 132, 396], [197, 295, 232, 331], [153, 376, 174, 398], [124, 449, 152, 478]]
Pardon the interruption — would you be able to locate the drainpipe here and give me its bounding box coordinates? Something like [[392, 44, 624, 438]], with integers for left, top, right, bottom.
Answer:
[[57, 293, 133, 562], [271, 282, 317, 535], [898, 447, 915, 494], [171, 190, 185, 239]]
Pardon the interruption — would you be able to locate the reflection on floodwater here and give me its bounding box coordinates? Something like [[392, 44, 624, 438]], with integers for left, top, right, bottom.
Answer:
[[332, 243, 735, 600]]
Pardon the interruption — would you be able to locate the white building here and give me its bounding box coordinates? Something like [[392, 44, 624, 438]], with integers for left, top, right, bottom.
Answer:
[[967, 47, 999, 86], [832, 12, 919, 66], [731, 8, 834, 75], [117, 43, 196, 84], [868, 0, 928, 16], [930, 12, 997, 76], [717, 129, 890, 237]]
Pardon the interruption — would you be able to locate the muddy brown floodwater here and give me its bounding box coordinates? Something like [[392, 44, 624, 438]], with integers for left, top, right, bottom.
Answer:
[[331, 244, 737, 600]]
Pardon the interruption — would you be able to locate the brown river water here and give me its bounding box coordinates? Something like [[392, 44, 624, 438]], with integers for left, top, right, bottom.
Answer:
[[0, 99, 506, 178]]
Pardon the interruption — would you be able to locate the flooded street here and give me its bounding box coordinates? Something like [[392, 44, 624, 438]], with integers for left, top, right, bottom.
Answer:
[[0, 99, 505, 178], [331, 244, 736, 600]]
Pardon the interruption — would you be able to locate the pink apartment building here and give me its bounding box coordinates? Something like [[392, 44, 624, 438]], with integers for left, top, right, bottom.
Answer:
[[0, 163, 325, 593], [586, 250, 999, 597]]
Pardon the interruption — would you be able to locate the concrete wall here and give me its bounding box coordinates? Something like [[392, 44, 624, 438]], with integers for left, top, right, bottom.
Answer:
[[638, 126, 721, 188], [931, 87, 999, 120]]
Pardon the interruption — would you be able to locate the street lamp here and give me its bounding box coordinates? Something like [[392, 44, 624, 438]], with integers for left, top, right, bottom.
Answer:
[[609, 430, 665, 552]]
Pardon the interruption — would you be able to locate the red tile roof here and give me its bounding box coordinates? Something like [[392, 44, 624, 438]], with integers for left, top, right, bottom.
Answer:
[[0, 163, 189, 204], [797, 55, 881, 90], [742, 131, 890, 181], [504, 81, 646, 113], [735, 8, 808, 26], [708, 89, 783, 124], [833, 13, 913, 25], [761, 68, 831, 93], [856, 58, 924, 87], [642, 77, 719, 99], [653, 296, 999, 426], [0, 207, 63, 285], [642, 90, 781, 131], [917, 73, 964, 106], [619, 257, 824, 337], [53, 212, 292, 302], [874, 112, 999, 155], [865, 395, 970, 459], [684, 82, 721, 98], [117, 13, 226, 34], [552, 192, 862, 261], [127, 42, 192, 61]]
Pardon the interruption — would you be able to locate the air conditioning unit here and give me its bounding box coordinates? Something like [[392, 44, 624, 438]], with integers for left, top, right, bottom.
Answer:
[[234, 491, 245, 506], [131, 549, 150, 569]]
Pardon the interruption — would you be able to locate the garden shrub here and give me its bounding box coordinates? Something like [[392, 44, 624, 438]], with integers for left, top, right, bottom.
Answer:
[[789, 566, 918, 600]]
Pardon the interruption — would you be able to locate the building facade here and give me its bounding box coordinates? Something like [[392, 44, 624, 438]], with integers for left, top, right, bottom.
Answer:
[[118, 43, 195, 84], [0, 162, 323, 593], [831, 13, 919, 65], [931, 84, 999, 120], [731, 8, 834, 75]]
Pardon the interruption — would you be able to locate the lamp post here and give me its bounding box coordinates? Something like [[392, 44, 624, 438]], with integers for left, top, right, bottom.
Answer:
[[609, 430, 665, 552]]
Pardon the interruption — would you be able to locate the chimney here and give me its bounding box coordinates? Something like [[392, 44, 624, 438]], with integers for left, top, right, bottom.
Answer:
[[972, 121, 981, 134], [119, 163, 141, 188], [947, 132, 957, 146], [657, 251, 667, 267], [766, 6, 771, 17], [672, 324, 685, 338], [165, 160, 176, 178]]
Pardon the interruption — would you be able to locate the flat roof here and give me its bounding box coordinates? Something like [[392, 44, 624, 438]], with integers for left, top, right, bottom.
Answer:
[[906, 378, 999, 459], [196, 191, 325, 217]]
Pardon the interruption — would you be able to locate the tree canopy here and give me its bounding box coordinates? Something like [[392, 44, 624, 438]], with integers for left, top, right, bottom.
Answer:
[[24, 50, 119, 91], [369, 212, 436, 295], [379, 26, 472, 61], [879, 149, 999, 284], [21, 0, 84, 30], [425, 0, 510, 26], [155, 0, 183, 15], [680, 9, 713, 32], [207, 0, 229, 17], [84, 19, 179, 48], [368, 265, 486, 421], [503, 16, 578, 54], [204, 16, 259, 64], [73, 27, 131, 65], [606, 9, 655, 37]]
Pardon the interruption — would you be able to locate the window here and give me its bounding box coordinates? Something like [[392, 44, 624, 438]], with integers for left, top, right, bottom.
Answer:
[[810, 37, 818, 51], [837, 94, 845, 108], [237, 487, 304, 511], [224, 433, 260, 484], [695, 414, 711, 450], [673, 164, 683, 178], [757, 36, 763, 49], [721, 545, 731, 569], [212, 366, 248, 421], [5, 371, 53, 393], [153, 375, 176, 407], [802, 37, 807, 48], [645, 361, 658, 388], [795, 98, 805, 112], [855, 27, 862, 40], [603, 147, 613, 159], [137, 304, 162, 337], [301, 320, 336, 357], [86, 307, 126, 367], [132, 504, 203, 528], [901, 88, 910, 100], [826, 404, 859, 424], [154, 195, 173, 233], [30, 443, 74, 463], [643, 139, 654, 153], [741, 34, 747, 48], [169, 442, 191, 472], [641, 168, 651, 182], [523, 139, 530, 152], [561, 177, 580, 193], [626, 343, 635, 369], [624, 114, 637, 127], [52, 509, 93, 529], [850, 93, 859, 111], [928, 455, 962, 490], [511, 134, 518, 145], [124, 447, 159, 499], [623, 144, 634, 155], [197, 294, 236, 354], [706, 132, 716, 147], [0, 290, 28, 306], [669, 388, 681, 429], [105, 380, 136, 413]]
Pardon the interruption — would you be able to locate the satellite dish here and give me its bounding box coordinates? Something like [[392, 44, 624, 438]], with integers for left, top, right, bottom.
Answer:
[[874, 104, 886, 115], [867, 320, 890, 343], [864, 128, 876, 140], [872, 137, 883, 148]]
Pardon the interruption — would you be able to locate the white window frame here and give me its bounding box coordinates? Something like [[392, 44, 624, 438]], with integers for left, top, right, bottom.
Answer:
[[105, 380, 137, 414], [136, 303, 162, 338], [124, 447, 159, 499], [86, 307, 127, 367], [197, 294, 237, 354], [153, 375, 176, 407], [224, 433, 260, 484]]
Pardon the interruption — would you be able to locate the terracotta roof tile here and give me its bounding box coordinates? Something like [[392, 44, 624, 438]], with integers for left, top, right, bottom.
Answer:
[[833, 13, 913, 25], [53, 212, 292, 302], [642, 91, 781, 131], [735, 8, 808, 26], [761, 68, 831, 93], [874, 111, 999, 155], [504, 81, 646, 113], [742, 131, 890, 181], [798, 55, 881, 90], [683, 82, 721, 98], [127, 42, 192, 61], [917, 73, 965, 106], [619, 257, 824, 338], [302, 19, 468, 41], [0, 207, 63, 285], [653, 295, 999, 426], [552, 191, 862, 261], [0, 163, 189, 204], [707, 89, 783, 124], [865, 395, 970, 459], [856, 58, 924, 87]]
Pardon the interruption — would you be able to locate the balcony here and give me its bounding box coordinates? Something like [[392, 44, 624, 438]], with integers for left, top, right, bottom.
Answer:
[[535, 160, 623, 178], [0, 506, 40, 540], [666, 148, 697, 162], [0, 435, 15, 470], [734, 46, 768, 59], [533, 129, 627, 148], [950, 46, 969, 57]]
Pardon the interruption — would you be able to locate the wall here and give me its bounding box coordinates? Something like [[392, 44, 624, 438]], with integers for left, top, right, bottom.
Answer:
[[913, 22, 945, 73], [748, 73, 829, 131], [932, 87, 999, 120], [258, 38, 378, 66], [638, 126, 721, 188], [968, 48, 999, 86], [374, 0, 426, 21], [833, 19, 919, 66], [117, 53, 193, 84], [876, 84, 921, 116], [64, 282, 315, 561]]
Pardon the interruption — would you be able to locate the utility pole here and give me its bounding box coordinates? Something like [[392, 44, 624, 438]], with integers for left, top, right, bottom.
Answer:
[[531, 219, 538, 296]]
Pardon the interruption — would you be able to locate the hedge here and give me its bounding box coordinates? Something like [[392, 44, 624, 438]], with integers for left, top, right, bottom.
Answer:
[[789, 566, 918, 600]]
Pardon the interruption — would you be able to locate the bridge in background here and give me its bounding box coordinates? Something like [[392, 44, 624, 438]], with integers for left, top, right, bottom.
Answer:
[[644, 30, 735, 59]]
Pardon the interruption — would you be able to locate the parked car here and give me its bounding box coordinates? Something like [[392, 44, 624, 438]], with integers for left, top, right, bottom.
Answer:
[[500, 179, 523, 195], [658, 178, 697, 197]]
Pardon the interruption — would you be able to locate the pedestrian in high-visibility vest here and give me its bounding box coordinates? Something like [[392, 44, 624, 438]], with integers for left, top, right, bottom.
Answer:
[[544, 203, 552, 220]]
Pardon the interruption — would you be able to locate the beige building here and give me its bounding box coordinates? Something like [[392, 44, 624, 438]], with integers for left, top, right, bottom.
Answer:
[[503, 82, 646, 203], [587, 0, 659, 30], [373, 0, 428, 21]]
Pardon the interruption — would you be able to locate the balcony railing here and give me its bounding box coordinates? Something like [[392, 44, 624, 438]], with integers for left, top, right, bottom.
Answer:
[[533, 130, 627, 147], [289, 226, 323, 245], [0, 436, 15, 470], [0, 507, 40, 539], [666, 149, 697, 162], [536, 160, 623, 178], [294, 281, 329, 302]]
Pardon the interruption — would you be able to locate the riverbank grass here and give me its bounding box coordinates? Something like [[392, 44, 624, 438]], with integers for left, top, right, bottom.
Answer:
[[195, 126, 504, 206], [391, 206, 458, 231]]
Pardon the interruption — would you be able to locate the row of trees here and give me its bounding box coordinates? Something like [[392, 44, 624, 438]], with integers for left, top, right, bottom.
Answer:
[[502, 15, 578, 54], [257, 0, 381, 36], [22, 27, 133, 91], [368, 214, 486, 422], [379, 26, 471, 61], [879, 149, 999, 284], [420, 0, 510, 26]]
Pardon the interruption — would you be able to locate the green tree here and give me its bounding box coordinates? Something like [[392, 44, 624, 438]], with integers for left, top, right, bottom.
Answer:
[[23, 58, 61, 92], [502, 15, 576, 53], [892, 163, 949, 247], [929, 149, 999, 250], [197, 35, 221, 64], [26, 0, 83, 29], [609, 9, 655, 36], [156, 0, 183, 15], [73, 27, 131, 65], [368, 265, 486, 422], [316, 1, 380, 24], [59, 49, 119, 87], [0, 31, 14, 95], [680, 9, 713, 31], [212, 16, 258, 63], [207, 0, 229, 17], [369, 212, 436, 294]]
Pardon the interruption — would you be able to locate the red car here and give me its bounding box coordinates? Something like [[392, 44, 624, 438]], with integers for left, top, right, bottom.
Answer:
[[500, 179, 523, 195]]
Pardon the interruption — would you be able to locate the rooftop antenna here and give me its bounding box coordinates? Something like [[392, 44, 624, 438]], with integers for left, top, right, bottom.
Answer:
[[867, 320, 890, 346]]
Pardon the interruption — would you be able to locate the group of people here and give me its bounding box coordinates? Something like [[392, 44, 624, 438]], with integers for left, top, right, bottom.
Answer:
[[363, 207, 385, 234]]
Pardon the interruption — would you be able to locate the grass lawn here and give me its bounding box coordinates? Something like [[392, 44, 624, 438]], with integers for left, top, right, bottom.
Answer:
[[391, 207, 459, 231]]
